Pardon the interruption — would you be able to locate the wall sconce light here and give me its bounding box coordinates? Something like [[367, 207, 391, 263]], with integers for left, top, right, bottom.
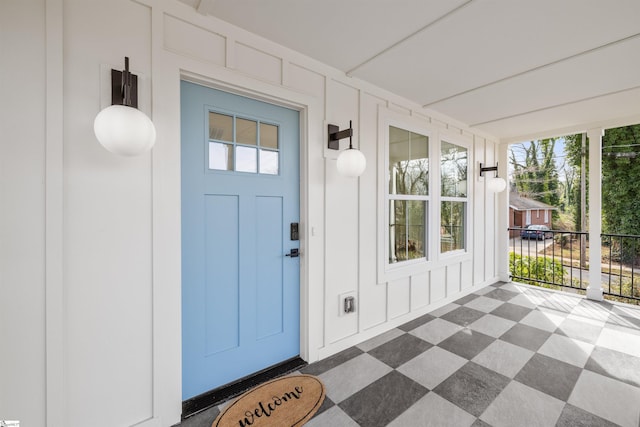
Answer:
[[93, 57, 156, 156], [480, 162, 507, 193], [328, 120, 366, 177]]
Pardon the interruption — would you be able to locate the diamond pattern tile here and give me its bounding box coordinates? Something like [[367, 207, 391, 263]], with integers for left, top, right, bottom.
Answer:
[[429, 302, 460, 317], [387, 392, 476, 427], [319, 352, 392, 403], [484, 288, 519, 302], [519, 309, 565, 332], [409, 317, 463, 345], [356, 328, 405, 352], [178, 282, 640, 427], [490, 302, 533, 322], [464, 296, 506, 313], [568, 370, 640, 427], [396, 313, 435, 332], [338, 371, 427, 427], [480, 380, 564, 427], [438, 329, 496, 360], [433, 362, 510, 417], [537, 333, 594, 367], [472, 339, 533, 378], [301, 346, 363, 375], [397, 346, 467, 389], [454, 293, 481, 305], [500, 323, 552, 352], [584, 346, 640, 387], [555, 317, 603, 344], [607, 312, 640, 330], [468, 314, 516, 338], [514, 353, 582, 401], [368, 333, 432, 369], [441, 306, 487, 327], [555, 403, 619, 427], [596, 326, 640, 357], [305, 405, 360, 427], [507, 293, 539, 309]]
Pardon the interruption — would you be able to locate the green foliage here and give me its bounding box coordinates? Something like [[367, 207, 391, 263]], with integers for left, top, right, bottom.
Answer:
[[509, 253, 566, 288], [565, 125, 640, 237], [558, 234, 572, 248], [563, 134, 587, 231], [509, 139, 561, 220], [568, 276, 640, 304], [600, 125, 640, 263], [601, 125, 640, 236], [602, 275, 640, 301]]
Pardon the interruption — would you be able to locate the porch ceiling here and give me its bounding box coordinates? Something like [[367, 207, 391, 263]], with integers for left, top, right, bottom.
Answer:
[[180, 0, 640, 142]]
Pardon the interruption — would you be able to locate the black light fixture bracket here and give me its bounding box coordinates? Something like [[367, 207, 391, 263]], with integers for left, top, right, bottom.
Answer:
[[328, 120, 353, 150], [479, 162, 500, 177], [111, 57, 138, 108]]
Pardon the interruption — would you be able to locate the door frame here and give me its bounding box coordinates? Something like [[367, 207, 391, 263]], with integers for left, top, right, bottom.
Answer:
[[151, 56, 324, 423], [182, 70, 316, 361], [180, 80, 303, 397]]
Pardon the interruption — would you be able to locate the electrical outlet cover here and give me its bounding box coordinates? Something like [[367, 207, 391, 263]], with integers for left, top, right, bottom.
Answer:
[[338, 291, 356, 316]]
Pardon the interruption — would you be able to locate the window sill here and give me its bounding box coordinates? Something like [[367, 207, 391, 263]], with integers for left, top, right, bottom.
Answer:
[[379, 252, 473, 284]]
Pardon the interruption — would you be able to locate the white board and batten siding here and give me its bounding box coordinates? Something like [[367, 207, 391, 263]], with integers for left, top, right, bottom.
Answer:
[[2, 1, 502, 426]]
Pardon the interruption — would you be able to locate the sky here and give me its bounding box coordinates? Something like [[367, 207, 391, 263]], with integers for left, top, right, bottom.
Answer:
[[508, 137, 568, 183]]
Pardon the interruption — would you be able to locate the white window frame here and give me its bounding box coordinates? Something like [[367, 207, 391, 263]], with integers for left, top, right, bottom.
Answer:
[[378, 109, 435, 283], [377, 108, 474, 283], [438, 133, 472, 258]]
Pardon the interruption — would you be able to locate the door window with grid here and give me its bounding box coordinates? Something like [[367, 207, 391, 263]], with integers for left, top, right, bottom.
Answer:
[[208, 111, 280, 175]]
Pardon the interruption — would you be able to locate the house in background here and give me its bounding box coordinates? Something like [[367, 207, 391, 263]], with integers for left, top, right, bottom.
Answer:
[[2, 1, 640, 426], [509, 191, 557, 237]]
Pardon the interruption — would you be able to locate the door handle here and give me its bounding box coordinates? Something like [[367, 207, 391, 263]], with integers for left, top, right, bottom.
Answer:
[[285, 248, 299, 258]]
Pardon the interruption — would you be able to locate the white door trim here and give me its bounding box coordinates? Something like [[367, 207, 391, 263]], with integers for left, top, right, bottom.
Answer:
[[150, 47, 324, 424]]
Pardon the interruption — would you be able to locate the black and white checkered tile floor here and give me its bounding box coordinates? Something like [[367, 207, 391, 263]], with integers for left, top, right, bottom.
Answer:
[[181, 282, 640, 427]]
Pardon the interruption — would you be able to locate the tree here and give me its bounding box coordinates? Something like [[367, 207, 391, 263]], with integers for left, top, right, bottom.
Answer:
[[509, 139, 561, 219], [564, 133, 587, 231], [601, 125, 640, 265], [565, 125, 640, 265], [601, 125, 640, 236], [564, 133, 587, 267], [561, 163, 576, 213], [390, 155, 428, 261]]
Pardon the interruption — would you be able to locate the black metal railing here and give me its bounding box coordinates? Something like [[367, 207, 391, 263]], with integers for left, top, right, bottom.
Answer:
[[508, 227, 640, 303], [601, 233, 640, 301]]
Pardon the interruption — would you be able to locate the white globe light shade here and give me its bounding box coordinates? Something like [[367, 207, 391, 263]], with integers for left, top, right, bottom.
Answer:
[[336, 148, 366, 177], [487, 176, 507, 193], [94, 105, 156, 156]]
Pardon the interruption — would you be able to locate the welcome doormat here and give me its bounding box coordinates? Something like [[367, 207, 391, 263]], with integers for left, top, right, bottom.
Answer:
[[212, 375, 325, 427]]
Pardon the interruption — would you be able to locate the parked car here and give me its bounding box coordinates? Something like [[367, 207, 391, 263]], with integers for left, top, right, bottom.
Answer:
[[520, 224, 553, 240]]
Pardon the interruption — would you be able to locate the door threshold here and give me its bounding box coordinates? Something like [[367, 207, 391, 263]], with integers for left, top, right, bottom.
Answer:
[[181, 356, 307, 419]]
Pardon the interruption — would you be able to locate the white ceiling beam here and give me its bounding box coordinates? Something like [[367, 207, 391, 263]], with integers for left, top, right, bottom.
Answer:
[[423, 31, 640, 109], [196, 0, 214, 15], [345, 0, 475, 77], [471, 84, 640, 129], [498, 113, 640, 145]]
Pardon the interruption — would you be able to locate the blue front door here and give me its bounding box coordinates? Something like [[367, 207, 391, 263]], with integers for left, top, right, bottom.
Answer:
[[181, 81, 300, 400]]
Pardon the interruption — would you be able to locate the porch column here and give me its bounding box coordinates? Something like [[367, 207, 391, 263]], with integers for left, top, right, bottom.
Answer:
[[587, 128, 604, 301], [497, 142, 510, 282]]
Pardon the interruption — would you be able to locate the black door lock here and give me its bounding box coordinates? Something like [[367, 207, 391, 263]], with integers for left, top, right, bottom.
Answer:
[[285, 248, 299, 258]]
